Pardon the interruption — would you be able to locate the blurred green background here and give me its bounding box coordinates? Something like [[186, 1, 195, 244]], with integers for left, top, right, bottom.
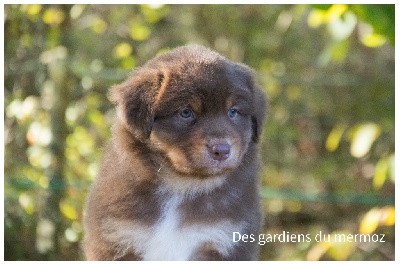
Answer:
[[4, 4, 395, 261]]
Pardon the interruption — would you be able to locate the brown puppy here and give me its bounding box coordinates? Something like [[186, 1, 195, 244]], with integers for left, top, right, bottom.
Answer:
[[83, 45, 266, 260]]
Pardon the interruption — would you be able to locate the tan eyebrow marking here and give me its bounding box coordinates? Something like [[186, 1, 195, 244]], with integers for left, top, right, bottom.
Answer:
[[154, 73, 169, 107]]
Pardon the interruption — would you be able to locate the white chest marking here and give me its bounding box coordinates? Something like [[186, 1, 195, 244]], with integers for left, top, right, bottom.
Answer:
[[103, 194, 243, 260], [142, 194, 240, 260]]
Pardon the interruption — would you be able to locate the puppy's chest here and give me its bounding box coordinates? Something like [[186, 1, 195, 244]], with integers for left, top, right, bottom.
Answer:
[[131, 194, 240, 260]]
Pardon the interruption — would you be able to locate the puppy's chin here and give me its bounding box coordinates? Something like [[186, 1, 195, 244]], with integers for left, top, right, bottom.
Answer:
[[162, 150, 243, 179], [172, 165, 234, 179]]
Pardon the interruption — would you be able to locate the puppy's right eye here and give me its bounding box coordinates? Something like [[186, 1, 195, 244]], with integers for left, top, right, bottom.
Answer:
[[179, 107, 194, 119]]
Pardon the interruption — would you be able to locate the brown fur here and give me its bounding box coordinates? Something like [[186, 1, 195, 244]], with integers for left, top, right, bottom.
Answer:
[[83, 45, 267, 260]]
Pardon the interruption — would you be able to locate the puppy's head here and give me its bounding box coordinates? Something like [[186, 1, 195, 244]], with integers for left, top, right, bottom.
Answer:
[[109, 45, 266, 178]]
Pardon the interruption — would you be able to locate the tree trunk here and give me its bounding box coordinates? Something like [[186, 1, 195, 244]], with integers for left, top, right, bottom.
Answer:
[[36, 6, 71, 259]]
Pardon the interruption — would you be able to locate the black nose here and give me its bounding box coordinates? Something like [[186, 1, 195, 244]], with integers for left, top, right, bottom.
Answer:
[[209, 143, 231, 161]]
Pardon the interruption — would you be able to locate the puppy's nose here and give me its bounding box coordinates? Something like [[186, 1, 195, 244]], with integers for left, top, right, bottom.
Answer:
[[209, 143, 231, 161]]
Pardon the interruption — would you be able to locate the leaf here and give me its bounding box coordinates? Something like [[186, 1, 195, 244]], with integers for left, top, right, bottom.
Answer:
[[350, 4, 394, 44], [373, 156, 389, 189], [23, 4, 42, 16], [129, 23, 151, 41], [308, 5, 349, 29], [361, 33, 386, 48], [325, 124, 346, 152], [42, 7, 65, 25], [359, 208, 381, 234], [140, 4, 170, 24], [307, 241, 331, 261], [19, 193, 35, 214], [113, 42, 133, 59], [309, 230, 357, 260], [381, 206, 395, 226], [326, 4, 348, 22], [328, 11, 357, 41], [327, 230, 357, 260], [59, 201, 78, 220], [359, 206, 395, 235], [307, 9, 326, 28], [91, 17, 107, 34], [349, 123, 381, 158]]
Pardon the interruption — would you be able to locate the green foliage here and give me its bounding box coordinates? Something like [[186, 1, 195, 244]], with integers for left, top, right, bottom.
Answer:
[[312, 4, 395, 45], [350, 4, 395, 44], [4, 4, 394, 261]]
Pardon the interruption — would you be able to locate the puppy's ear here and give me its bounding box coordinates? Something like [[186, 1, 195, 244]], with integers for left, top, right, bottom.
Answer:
[[108, 69, 164, 139], [232, 63, 267, 142], [251, 85, 267, 142]]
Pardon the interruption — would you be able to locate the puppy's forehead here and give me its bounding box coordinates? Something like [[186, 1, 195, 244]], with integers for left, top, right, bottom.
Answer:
[[155, 62, 251, 113], [167, 59, 249, 90], [154, 45, 251, 91], [148, 46, 253, 113]]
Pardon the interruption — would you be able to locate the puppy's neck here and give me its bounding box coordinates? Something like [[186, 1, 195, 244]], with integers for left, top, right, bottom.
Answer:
[[156, 166, 227, 198]]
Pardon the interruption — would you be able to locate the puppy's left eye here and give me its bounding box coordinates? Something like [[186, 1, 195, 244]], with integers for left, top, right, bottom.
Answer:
[[180, 107, 194, 119], [228, 107, 239, 119]]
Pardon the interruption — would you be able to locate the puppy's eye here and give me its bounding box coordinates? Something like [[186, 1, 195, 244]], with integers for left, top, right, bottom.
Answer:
[[228, 107, 239, 119], [179, 107, 194, 119]]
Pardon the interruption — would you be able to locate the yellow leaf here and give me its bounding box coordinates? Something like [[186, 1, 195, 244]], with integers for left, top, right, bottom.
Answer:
[[121, 57, 136, 70], [381, 206, 395, 226], [91, 17, 107, 34], [361, 33, 386, 48], [359, 208, 380, 234], [130, 24, 151, 41], [26, 4, 42, 16], [326, 4, 348, 22], [373, 157, 389, 189], [113, 43, 132, 59], [60, 201, 78, 220], [307, 9, 326, 28], [43, 8, 65, 25], [307, 241, 331, 261], [39, 175, 49, 189], [326, 124, 346, 152], [141, 4, 168, 24], [328, 230, 356, 260]]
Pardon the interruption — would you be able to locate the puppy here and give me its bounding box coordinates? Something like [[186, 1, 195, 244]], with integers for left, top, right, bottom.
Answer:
[[83, 45, 266, 260]]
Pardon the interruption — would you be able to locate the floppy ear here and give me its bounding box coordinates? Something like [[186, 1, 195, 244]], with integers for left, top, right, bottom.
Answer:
[[251, 85, 267, 142], [108, 69, 164, 139], [232, 63, 267, 142]]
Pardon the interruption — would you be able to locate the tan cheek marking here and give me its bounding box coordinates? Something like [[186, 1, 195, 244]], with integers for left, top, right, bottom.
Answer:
[[149, 132, 173, 152], [189, 138, 208, 161], [150, 132, 192, 172], [167, 149, 191, 171]]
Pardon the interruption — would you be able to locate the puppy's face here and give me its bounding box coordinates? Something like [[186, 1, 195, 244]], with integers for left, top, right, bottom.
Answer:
[[110, 46, 266, 178], [150, 66, 254, 177]]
